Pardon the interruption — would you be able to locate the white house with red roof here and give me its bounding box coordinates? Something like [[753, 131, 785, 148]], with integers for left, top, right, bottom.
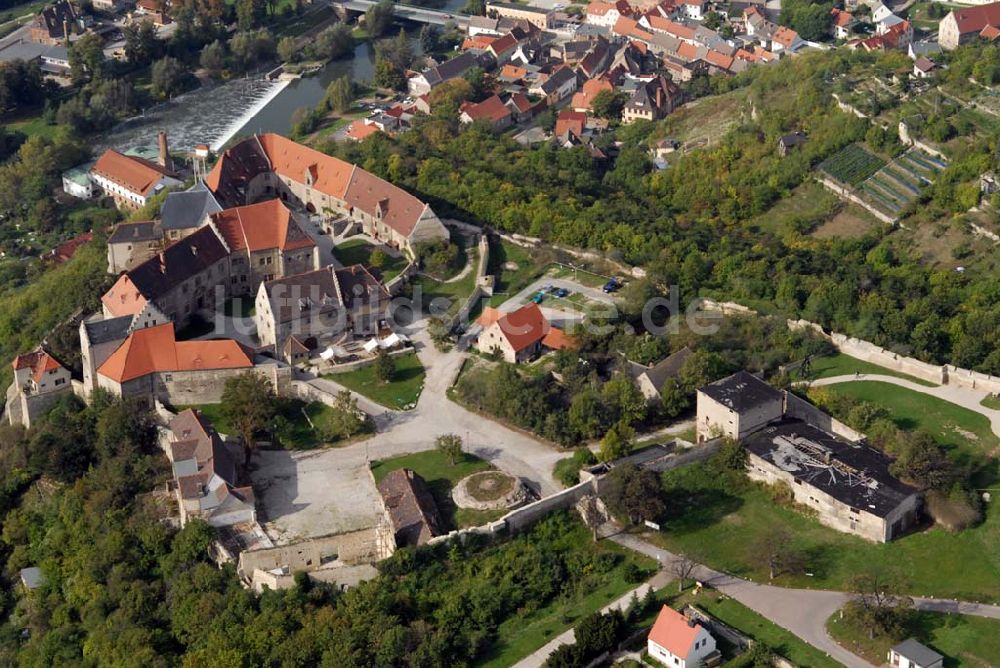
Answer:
[[939, 1, 1000, 49], [647, 605, 717, 668], [831, 7, 855, 39], [6, 348, 73, 428], [459, 95, 514, 129], [586, 0, 632, 28], [90, 148, 182, 210], [475, 304, 576, 363]]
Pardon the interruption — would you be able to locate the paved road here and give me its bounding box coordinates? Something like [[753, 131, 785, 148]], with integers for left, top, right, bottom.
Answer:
[[808, 374, 1000, 437], [610, 533, 870, 668], [253, 319, 565, 541]]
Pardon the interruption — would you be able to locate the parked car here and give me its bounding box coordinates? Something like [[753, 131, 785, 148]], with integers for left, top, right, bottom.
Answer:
[[555, 287, 569, 298], [602, 279, 620, 293], [532, 292, 545, 304]]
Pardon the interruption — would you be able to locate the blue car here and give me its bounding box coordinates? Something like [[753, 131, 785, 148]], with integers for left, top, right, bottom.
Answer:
[[602, 279, 620, 293], [531, 292, 545, 304], [555, 288, 569, 298]]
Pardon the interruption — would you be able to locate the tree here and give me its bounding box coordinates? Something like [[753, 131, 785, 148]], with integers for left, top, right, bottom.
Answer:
[[374, 55, 405, 91], [151, 56, 191, 99], [747, 526, 805, 580], [312, 23, 354, 62], [590, 89, 627, 120], [323, 390, 369, 440], [324, 75, 355, 113], [670, 555, 698, 592], [427, 77, 473, 117], [419, 24, 440, 54], [200, 39, 227, 75], [602, 462, 664, 525], [845, 570, 914, 640], [889, 432, 954, 490], [277, 35, 298, 63], [220, 372, 277, 467], [368, 248, 387, 268], [599, 420, 634, 462], [123, 20, 161, 67], [365, 0, 395, 38], [436, 433, 463, 464], [69, 32, 107, 83], [374, 349, 395, 383], [237, 0, 264, 31]]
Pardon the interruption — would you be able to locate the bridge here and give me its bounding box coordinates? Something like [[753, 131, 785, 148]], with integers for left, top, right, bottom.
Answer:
[[338, 0, 470, 27]]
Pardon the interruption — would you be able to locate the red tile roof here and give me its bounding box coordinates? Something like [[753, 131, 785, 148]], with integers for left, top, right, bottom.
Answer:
[[102, 273, 148, 317], [51, 232, 93, 263], [555, 109, 587, 138], [490, 303, 550, 353], [91, 149, 172, 197], [772, 25, 800, 47], [12, 349, 65, 384], [982, 23, 1000, 38], [507, 92, 533, 113], [257, 133, 354, 199], [831, 7, 854, 27], [489, 32, 519, 57], [97, 323, 253, 383], [950, 2, 1000, 35], [645, 15, 695, 40], [462, 94, 513, 124], [648, 606, 702, 658], [541, 327, 577, 351], [571, 78, 613, 110], [500, 63, 528, 80], [346, 120, 382, 141], [461, 35, 497, 50], [210, 199, 314, 253]]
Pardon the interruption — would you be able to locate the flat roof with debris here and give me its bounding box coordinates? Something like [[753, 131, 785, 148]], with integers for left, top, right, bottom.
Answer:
[[744, 419, 917, 518]]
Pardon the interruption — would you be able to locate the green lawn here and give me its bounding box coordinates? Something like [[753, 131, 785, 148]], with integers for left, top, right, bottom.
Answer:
[[805, 352, 937, 386], [5, 114, 52, 139], [812, 381, 999, 465], [176, 399, 354, 449], [324, 352, 424, 409], [371, 449, 504, 529], [981, 394, 1000, 411], [545, 262, 611, 288], [410, 245, 480, 316], [650, 464, 1000, 603], [676, 591, 840, 668], [333, 237, 409, 281], [827, 609, 1000, 667], [487, 239, 547, 307]]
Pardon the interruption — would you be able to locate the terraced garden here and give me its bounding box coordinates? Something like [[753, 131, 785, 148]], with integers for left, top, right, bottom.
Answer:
[[859, 149, 946, 218], [818, 143, 886, 186]]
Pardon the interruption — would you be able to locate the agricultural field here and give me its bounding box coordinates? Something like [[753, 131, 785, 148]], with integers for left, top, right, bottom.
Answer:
[[859, 149, 946, 218], [819, 144, 886, 186]]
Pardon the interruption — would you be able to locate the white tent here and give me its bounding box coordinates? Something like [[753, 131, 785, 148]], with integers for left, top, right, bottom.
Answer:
[[363, 338, 380, 353], [382, 332, 403, 349], [319, 346, 336, 361]]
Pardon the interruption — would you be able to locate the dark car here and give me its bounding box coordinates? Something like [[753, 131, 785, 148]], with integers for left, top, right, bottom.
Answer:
[[602, 279, 620, 293], [555, 287, 569, 298]]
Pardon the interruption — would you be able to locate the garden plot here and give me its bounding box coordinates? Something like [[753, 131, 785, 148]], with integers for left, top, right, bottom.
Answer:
[[858, 148, 946, 218], [819, 144, 886, 186]]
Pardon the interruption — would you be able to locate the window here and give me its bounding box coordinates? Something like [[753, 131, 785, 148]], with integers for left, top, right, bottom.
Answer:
[[54, 378, 65, 386], [163, 374, 172, 382]]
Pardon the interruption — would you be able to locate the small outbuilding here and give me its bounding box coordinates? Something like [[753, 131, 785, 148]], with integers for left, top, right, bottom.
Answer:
[[647, 605, 718, 668], [888, 638, 944, 668]]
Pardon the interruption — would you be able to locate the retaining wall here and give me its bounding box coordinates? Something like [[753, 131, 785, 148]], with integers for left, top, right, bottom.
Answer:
[[817, 176, 898, 225], [702, 300, 1000, 394]]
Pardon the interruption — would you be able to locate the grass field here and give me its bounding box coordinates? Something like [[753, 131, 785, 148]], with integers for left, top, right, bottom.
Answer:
[[370, 450, 506, 529], [487, 239, 546, 307], [677, 591, 841, 668], [177, 399, 348, 449], [332, 238, 409, 280], [804, 353, 937, 386], [812, 381, 998, 465], [827, 609, 1000, 667], [324, 352, 424, 409], [650, 464, 1000, 603], [410, 245, 479, 316], [981, 394, 1000, 411]]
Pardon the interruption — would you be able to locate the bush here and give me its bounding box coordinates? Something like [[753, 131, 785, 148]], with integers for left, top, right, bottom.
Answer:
[[925, 488, 982, 531], [554, 448, 597, 487]]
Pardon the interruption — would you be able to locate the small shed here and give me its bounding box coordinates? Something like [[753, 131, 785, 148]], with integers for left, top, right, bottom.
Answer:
[[888, 638, 944, 668], [778, 131, 807, 156], [19, 567, 44, 591]]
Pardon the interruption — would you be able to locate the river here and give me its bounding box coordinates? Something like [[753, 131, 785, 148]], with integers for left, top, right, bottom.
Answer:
[[100, 5, 467, 154]]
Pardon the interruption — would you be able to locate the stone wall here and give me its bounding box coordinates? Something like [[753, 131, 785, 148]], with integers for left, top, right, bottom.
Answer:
[[784, 392, 866, 442], [703, 300, 1000, 395], [237, 525, 394, 582], [817, 176, 897, 225]]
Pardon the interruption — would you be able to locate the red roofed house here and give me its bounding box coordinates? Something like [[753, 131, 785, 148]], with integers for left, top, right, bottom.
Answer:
[[982, 23, 1000, 40], [90, 148, 183, 210], [205, 133, 447, 255], [345, 119, 382, 142], [50, 232, 93, 264], [831, 8, 855, 39], [940, 1, 1000, 49], [571, 77, 613, 112], [505, 92, 536, 122], [459, 94, 514, 129], [555, 109, 587, 138], [208, 198, 319, 292], [771, 25, 803, 53], [94, 322, 257, 406], [7, 348, 72, 428], [461, 34, 497, 50], [586, 0, 632, 28], [647, 606, 718, 668], [475, 304, 576, 363]]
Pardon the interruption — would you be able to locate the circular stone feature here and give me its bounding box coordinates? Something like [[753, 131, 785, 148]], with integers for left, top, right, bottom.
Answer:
[[453, 471, 529, 510]]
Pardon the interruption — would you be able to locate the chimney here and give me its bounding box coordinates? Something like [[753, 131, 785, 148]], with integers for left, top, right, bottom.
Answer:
[[158, 252, 166, 273], [655, 85, 663, 110], [158, 131, 172, 172]]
